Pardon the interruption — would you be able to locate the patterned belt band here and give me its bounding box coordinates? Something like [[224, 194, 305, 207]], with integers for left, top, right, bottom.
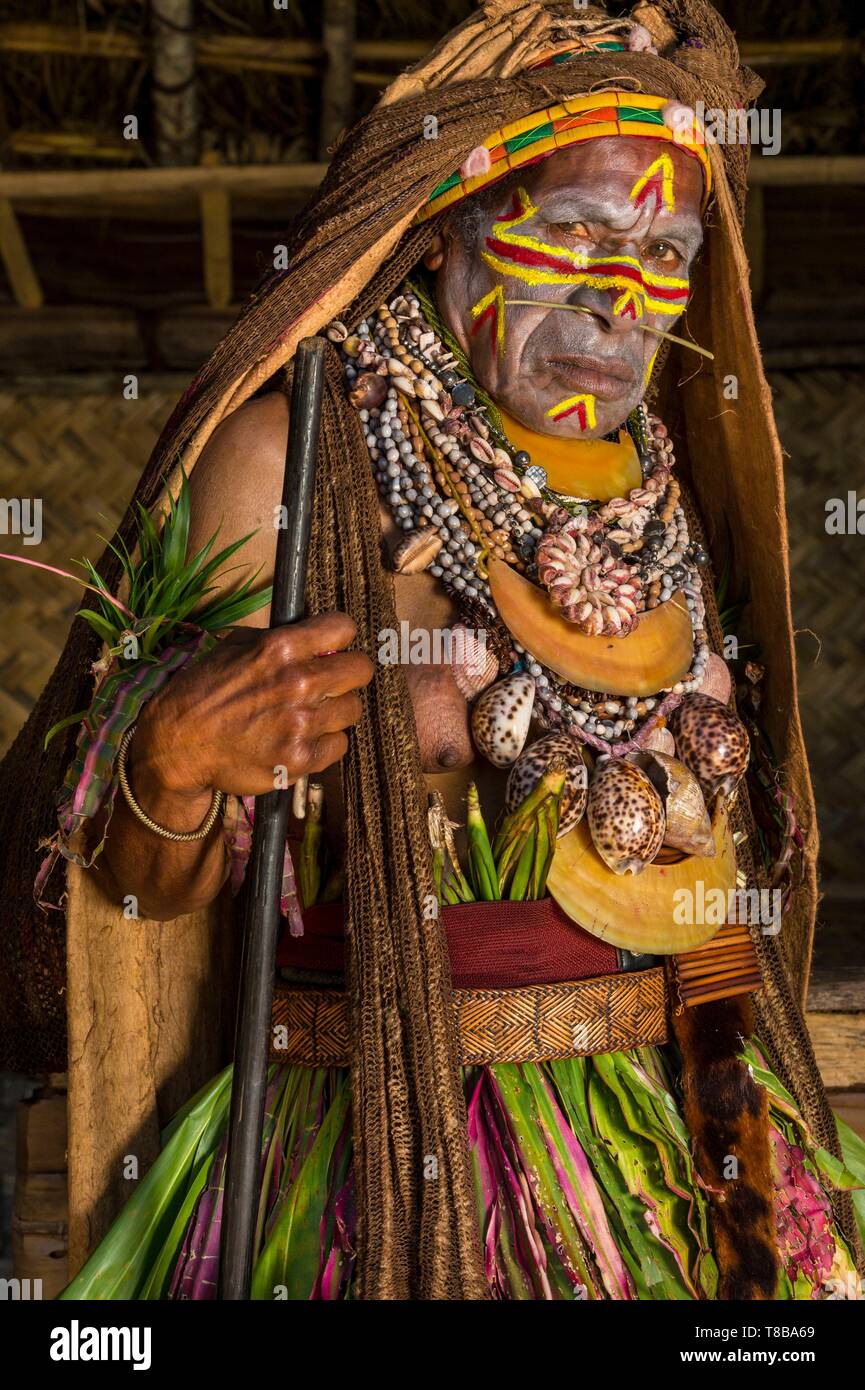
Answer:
[[270, 967, 667, 1068]]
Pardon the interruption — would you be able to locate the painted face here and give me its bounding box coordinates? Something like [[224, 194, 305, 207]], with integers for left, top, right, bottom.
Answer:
[[436, 136, 704, 439]]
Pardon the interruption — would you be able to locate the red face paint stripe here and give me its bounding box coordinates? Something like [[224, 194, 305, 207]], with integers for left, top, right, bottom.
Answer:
[[484, 236, 584, 276], [552, 402, 590, 428], [470, 302, 498, 353], [582, 260, 642, 286], [484, 240, 690, 302], [496, 190, 527, 223], [591, 265, 689, 301], [632, 180, 660, 210]]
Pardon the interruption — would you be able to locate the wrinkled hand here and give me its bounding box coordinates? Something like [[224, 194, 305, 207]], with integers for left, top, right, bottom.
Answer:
[[132, 612, 374, 800]]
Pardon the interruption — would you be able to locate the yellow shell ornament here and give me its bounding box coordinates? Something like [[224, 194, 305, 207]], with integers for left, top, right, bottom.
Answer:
[[487, 556, 693, 698], [546, 798, 737, 955]]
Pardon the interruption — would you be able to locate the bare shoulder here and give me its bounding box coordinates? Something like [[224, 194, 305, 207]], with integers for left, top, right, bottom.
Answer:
[[188, 391, 288, 533], [185, 391, 289, 624]]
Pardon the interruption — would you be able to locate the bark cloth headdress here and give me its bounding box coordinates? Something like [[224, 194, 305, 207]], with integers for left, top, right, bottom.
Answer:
[[0, 0, 853, 1295]]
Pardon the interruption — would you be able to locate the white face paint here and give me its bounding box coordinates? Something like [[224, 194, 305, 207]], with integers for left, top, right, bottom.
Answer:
[[437, 136, 704, 439]]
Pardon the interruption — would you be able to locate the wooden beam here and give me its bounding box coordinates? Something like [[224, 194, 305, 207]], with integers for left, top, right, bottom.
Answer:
[[748, 156, 865, 187], [0, 25, 859, 72], [0, 198, 43, 307], [808, 969, 865, 1014], [827, 1090, 865, 1143], [319, 0, 356, 161], [807, 968, 865, 1091], [198, 152, 232, 309], [741, 38, 856, 67], [0, 307, 241, 374], [155, 307, 237, 368], [151, 0, 199, 167], [0, 22, 144, 60], [0, 156, 859, 212], [807, 1012, 865, 1090], [0, 308, 145, 373], [0, 164, 328, 203]]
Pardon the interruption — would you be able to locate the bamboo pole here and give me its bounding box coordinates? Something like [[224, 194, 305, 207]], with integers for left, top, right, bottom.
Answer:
[[0, 198, 43, 308], [0, 156, 860, 210], [319, 0, 356, 160], [151, 0, 199, 167], [747, 156, 865, 186], [677, 953, 757, 978], [0, 164, 328, 202], [0, 25, 859, 71], [0, 23, 144, 60], [681, 986, 763, 1005], [676, 932, 754, 956], [740, 38, 856, 66], [198, 152, 232, 309]]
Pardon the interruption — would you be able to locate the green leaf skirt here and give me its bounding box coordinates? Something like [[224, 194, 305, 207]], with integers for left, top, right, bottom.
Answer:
[[61, 1042, 862, 1301]]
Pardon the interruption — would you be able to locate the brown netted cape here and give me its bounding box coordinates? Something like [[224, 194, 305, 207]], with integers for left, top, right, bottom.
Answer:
[[0, 1, 853, 1294]]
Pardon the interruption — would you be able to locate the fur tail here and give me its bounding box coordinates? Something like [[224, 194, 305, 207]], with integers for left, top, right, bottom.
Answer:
[[671, 994, 779, 1299]]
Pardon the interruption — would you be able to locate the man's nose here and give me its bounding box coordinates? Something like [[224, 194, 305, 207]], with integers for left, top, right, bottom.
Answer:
[[565, 282, 639, 336]]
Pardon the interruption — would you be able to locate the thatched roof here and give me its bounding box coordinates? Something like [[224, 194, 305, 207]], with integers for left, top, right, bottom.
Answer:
[[0, 0, 861, 171]]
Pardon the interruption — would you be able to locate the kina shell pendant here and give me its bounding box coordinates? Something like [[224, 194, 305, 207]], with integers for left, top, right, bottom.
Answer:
[[587, 758, 665, 875], [470, 673, 535, 767], [505, 733, 588, 836]]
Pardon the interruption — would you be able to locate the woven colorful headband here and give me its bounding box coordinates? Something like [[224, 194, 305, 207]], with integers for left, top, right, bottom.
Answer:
[[415, 90, 712, 225]]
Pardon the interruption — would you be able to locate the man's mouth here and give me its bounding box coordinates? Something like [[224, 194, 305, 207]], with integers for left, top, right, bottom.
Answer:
[[546, 353, 635, 401]]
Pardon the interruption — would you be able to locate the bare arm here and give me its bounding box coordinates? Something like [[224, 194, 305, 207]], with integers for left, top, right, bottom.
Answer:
[[93, 393, 373, 920]]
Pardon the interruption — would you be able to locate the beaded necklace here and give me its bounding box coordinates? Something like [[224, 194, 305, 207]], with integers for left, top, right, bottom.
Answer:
[[333, 284, 711, 756]]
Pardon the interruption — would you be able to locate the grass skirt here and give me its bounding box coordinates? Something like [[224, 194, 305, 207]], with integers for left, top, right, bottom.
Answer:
[[61, 1042, 863, 1301]]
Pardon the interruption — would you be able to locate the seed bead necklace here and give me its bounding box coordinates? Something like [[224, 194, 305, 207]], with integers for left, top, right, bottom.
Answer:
[[332, 286, 711, 752]]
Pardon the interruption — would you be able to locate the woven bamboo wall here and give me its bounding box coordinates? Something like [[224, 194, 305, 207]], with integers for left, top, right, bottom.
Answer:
[[0, 371, 862, 928], [770, 370, 865, 968], [0, 387, 173, 747], [777, 369, 865, 882]]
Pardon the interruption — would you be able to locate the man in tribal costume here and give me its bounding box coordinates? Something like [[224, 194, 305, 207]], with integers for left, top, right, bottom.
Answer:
[[3, 0, 863, 1300]]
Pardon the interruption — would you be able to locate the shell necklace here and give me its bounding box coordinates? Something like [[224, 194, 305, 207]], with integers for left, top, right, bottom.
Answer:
[[332, 286, 711, 759]]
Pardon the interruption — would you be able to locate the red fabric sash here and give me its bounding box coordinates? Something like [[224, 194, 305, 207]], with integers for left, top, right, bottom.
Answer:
[[276, 898, 619, 989]]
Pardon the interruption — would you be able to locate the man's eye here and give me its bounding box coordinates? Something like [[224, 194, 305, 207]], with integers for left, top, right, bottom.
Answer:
[[646, 240, 682, 267], [551, 221, 591, 242]]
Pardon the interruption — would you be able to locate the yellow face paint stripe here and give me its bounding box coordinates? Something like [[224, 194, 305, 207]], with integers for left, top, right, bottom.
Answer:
[[481, 249, 688, 316], [491, 189, 689, 286], [488, 234, 691, 287], [629, 152, 676, 213], [469, 284, 506, 357], [482, 186, 690, 314], [613, 289, 644, 320], [545, 393, 597, 428]]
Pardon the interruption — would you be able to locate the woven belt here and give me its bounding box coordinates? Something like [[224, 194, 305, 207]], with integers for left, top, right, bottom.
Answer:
[[270, 966, 667, 1067]]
